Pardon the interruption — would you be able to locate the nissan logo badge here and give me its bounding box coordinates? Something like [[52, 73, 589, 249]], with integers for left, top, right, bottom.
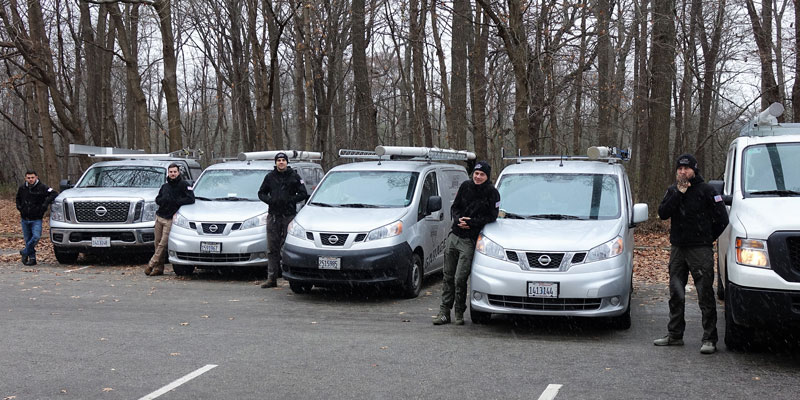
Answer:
[[209, 224, 218, 233], [328, 235, 339, 244], [538, 255, 552, 266], [95, 206, 108, 217]]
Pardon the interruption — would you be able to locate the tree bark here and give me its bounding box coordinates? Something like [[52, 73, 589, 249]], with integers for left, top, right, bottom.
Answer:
[[352, 0, 378, 149], [469, 5, 489, 158], [153, 0, 182, 151], [450, 0, 468, 150], [745, 0, 782, 110]]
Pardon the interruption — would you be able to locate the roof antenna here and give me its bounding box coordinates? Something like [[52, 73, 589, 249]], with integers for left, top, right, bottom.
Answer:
[[559, 152, 564, 167]]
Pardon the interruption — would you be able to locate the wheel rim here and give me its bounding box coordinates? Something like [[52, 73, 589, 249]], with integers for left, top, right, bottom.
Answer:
[[412, 260, 421, 291]]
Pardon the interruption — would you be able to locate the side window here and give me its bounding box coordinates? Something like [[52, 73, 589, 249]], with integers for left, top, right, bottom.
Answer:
[[724, 145, 736, 195], [179, 164, 191, 181], [418, 172, 439, 220], [190, 167, 202, 180]]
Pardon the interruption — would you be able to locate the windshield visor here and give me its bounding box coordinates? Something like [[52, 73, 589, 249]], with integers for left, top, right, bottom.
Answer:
[[77, 166, 166, 188], [193, 169, 268, 200], [742, 143, 800, 197], [309, 171, 419, 208], [496, 173, 621, 220]]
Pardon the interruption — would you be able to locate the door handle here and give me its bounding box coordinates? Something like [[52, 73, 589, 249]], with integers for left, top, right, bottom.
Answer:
[[439, 212, 444, 221]]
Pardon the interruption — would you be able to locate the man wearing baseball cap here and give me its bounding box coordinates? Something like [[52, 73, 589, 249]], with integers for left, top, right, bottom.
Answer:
[[257, 152, 309, 288], [433, 160, 500, 326], [654, 153, 728, 354]]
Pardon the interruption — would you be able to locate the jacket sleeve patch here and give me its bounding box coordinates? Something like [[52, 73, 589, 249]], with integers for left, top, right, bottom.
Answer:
[[714, 195, 722, 202], [47, 188, 53, 192]]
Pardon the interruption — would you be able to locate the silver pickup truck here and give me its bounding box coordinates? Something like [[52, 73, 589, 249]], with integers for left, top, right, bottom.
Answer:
[[49, 157, 202, 263]]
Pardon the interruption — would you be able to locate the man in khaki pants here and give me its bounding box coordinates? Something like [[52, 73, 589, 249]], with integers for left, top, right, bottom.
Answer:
[[146, 163, 195, 276]]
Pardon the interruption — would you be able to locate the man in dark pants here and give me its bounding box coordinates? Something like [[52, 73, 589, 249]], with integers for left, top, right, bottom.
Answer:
[[258, 152, 309, 288], [16, 170, 58, 266], [655, 153, 729, 354], [146, 163, 195, 276], [433, 161, 500, 325]]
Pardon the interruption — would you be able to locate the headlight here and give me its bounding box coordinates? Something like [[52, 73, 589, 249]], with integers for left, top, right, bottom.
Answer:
[[173, 213, 191, 229], [287, 219, 307, 239], [366, 220, 403, 241], [736, 238, 769, 268], [585, 236, 624, 263], [50, 201, 65, 222], [142, 201, 157, 222], [476, 234, 506, 260], [241, 212, 268, 230]]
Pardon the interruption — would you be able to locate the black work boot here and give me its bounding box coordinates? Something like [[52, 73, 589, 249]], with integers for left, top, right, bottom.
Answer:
[[432, 310, 451, 325], [261, 278, 278, 288], [20, 250, 29, 265]]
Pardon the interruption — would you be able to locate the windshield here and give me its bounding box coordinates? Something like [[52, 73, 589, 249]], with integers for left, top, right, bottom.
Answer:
[[496, 173, 621, 220], [742, 143, 800, 197], [309, 171, 419, 208], [193, 169, 268, 201], [77, 166, 166, 188]]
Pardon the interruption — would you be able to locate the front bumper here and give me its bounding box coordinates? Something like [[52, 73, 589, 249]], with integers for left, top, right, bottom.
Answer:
[[470, 252, 631, 317], [727, 282, 800, 327], [50, 224, 155, 252], [281, 241, 413, 286], [167, 225, 268, 267]]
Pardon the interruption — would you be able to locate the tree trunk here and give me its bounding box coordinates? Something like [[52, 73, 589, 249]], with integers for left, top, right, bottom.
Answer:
[[153, 0, 182, 152], [594, 0, 612, 145], [469, 6, 489, 158], [410, 0, 432, 147], [745, 0, 782, 110], [450, 0, 468, 150], [573, 0, 588, 154], [794, 0, 800, 120], [352, 0, 378, 149]]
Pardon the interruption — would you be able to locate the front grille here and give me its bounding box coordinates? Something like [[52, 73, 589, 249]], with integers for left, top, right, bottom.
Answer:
[[231, 223, 242, 230], [74, 201, 130, 223], [320, 233, 349, 246], [354, 234, 367, 242], [201, 223, 227, 234], [69, 232, 136, 242], [787, 237, 800, 271], [488, 295, 602, 311], [506, 251, 519, 262], [526, 252, 565, 269], [571, 252, 587, 264], [175, 252, 251, 262], [306, 232, 314, 240]]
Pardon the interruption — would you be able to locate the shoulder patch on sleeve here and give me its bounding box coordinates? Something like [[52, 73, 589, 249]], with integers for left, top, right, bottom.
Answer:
[[47, 188, 53, 192], [300, 179, 305, 185], [495, 201, 501, 208], [714, 195, 722, 202], [187, 186, 193, 191]]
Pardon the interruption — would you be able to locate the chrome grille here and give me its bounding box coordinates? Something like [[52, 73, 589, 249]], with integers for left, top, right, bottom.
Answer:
[[488, 295, 602, 311], [320, 233, 349, 246], [201, 223, 227, 234], [74, 201, 130, 223], [525, 252, 565, 269]]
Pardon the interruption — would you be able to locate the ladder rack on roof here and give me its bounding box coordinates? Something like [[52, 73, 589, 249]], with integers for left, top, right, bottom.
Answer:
[[740, 102, 800, 137], [237, 150, 323, 161], [69, 144, 201, 160], [338, 149, 388, 160], [502, 146, 631, 164], [339, 146, 476, 161]]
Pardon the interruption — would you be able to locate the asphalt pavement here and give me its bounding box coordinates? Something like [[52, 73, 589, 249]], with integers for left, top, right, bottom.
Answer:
[[1, 259, 798, 400]]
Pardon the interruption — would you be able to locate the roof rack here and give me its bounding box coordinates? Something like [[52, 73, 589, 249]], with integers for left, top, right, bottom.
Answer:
[[502, 146, 631, 164], [740, 102, 800, 137], [339, 146, 476, 162], [69, 144, 201, 160], [338, 149, 389, 160], [237, 150, 323, 161]]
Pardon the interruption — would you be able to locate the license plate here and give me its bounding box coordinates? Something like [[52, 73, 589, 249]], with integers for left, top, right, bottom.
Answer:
[[200, 241, 222, 253], [91, 237, 111, 247], [318, 256, 341, 270], [528, 281, 558, 298]]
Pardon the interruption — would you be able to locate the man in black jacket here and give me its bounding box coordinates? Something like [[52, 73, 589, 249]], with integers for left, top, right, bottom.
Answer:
[[433, 161, 500, 325], [146, 163, 195, 276], [655, 153, 729, 354], [258, 152, 309, 288], [16, 170, 58, 265]]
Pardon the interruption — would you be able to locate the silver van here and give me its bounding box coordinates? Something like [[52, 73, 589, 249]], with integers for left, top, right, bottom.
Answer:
[[167, 151, 323, 275], [281, 146, 472, 297], [469, 147, 648, 328]]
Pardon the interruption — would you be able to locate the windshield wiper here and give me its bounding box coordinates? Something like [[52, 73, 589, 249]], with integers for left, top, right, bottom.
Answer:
[[501, 211, 528, 219], [338, 203, 382, 208], [309, 202, 334, 207], [528, 214, 582, 220], [214, 196, 243, 201], [194, 196, 213, 201], [749, 189, 800, 197]]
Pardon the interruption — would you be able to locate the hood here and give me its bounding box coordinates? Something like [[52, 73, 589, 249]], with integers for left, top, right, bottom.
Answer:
[[734, 197, 800, 238], [480, 218, 625, 252], [294, 205, 409, 232], [56, 187, 160, 201], [177, 200, 267, 222]]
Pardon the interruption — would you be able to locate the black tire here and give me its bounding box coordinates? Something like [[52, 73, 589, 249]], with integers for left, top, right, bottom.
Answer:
[[289, 280, 313, 294], [173, 265, 195, 276], [53, 248, 79, 264], [724, 282, 752, 351], [470, 302, 491, 324], [609, 285, 633, 330], [716, 262, 725, 301], [400, 253, 423, 298]]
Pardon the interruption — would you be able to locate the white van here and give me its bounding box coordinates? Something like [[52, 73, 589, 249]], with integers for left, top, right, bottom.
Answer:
[[281, 146, 471, 298], [709, 103, 800, 349]]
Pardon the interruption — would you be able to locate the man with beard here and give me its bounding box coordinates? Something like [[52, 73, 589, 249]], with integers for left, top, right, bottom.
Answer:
[[258, 152, 309, 288], [146, 163, 195, 276], [433, 161, 500, 325]]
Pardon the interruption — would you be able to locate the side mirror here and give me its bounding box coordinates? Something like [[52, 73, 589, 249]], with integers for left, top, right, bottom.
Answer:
[[708, 180, 724, 195], [426, 195, 442, 214], [59, 179, 73, 192], [631, 203, 648, 226], [722, 195, 733, 206]]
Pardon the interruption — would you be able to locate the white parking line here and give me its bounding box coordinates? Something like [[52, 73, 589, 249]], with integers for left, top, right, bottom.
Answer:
[[537, 384, 563, 400], [138, 364, 218, 400], [63, 266, 90, 273]]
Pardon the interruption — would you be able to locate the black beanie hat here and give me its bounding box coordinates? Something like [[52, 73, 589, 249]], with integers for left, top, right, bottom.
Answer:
[[275, 152, 288, 163], [676, 153, 699, 173], [473, 160, 491, 179]]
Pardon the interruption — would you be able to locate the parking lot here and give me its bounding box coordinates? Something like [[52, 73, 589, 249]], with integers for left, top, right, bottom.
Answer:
[[1, 259, 799, 400]]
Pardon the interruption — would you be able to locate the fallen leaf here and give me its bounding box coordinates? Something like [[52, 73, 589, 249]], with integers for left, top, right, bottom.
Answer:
[[228, 317, 235, 320], [402, 319, 411, 322], [228, 299, 240, 302], [200, 315, 209, 318], [311, 321, 318, 324], [170, 352, 180, 356], [180, 322, 189, 326], [102, 388, 113, 392], [380, 346, 388, 350], [99, 338, 107, 341], [753, 377, 761, 381], [398, 312, 406, 315]]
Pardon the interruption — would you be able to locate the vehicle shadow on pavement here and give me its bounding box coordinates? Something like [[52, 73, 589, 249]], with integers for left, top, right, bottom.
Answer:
[[469, 314, 620, 341]]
